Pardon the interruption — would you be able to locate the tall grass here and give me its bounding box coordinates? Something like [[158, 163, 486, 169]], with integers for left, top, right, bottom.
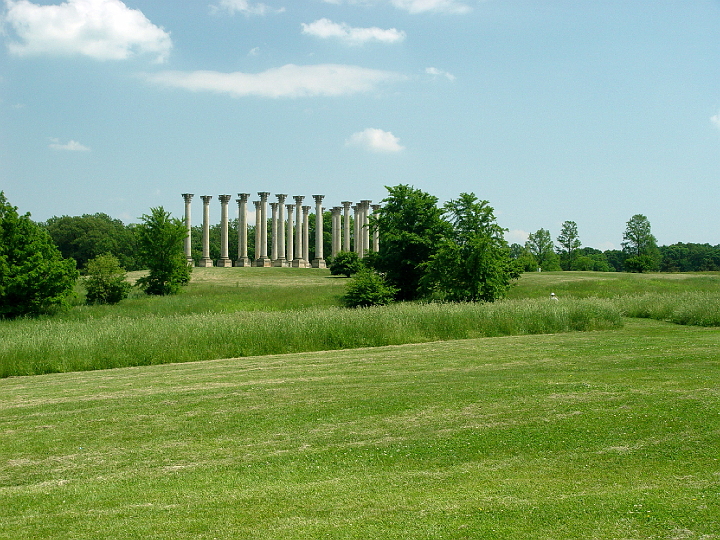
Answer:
[[0, 298, 621, 377], [614, 291, 720, 326]]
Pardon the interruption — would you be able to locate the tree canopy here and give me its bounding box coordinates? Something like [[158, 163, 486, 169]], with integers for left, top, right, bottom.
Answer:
[[0, 192, 78, 318]]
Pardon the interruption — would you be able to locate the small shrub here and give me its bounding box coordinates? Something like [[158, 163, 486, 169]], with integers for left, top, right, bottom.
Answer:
[[85, 254, 131, 305], [329, 251, 362, 277], [342, 269, 397, 308]]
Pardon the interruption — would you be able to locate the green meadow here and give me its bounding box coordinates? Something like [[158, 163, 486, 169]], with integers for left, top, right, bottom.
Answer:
[[1, 270, 719, 538]]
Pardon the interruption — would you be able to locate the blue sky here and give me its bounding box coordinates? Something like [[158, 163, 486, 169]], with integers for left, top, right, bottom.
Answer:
[[2, 0, 720, 250]]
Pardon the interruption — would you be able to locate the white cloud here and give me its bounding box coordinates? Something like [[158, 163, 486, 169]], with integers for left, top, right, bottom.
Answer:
[[210, 0, 284, 16], [143, 64, 405, 98], [711, 114, 720, 129], [301, 18, 405, 45], [425, 66, 455, 81], [320, 0, 471, 14], [3, 0, 172, 62], [49, 138, 90, 151], [346, 128, 404, 153]]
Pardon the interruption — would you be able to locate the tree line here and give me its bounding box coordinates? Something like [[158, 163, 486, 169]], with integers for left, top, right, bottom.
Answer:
[[2, 186, 720, 318]]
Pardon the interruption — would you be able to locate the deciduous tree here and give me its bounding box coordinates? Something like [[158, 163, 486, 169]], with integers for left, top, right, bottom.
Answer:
[[136, 207, 191, 295], [525, 228, 561, 271], [0, 192, 78, 318]]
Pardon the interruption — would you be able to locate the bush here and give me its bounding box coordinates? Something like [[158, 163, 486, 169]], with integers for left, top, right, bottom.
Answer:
[[342, 269, 397, 308], [329, 251, 362, 277], [85, 254, 131, 305], [0, 192, 78, 318]]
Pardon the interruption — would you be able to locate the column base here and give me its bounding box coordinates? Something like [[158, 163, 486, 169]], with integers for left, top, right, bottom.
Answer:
[[311, 259, 326, 269], [186, 257, 195, 267], [273, 258, 287, 267], [255, 257, 272, 267], [234, 258, 252, 267], [217, 258, 233, 268], [198, 258, 214, 267], [291, 259, 309, 268]]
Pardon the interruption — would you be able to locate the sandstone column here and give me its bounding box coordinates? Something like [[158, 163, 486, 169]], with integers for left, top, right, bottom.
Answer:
[[331, 206, 341, 258], [257, 192, 271, 267], [275, 194, 287, 267], [342, 201, 352, 252], [270, 202, 279, 262], [182, 193, 194, 266], [253, 200, 261, 265], [312, 195, 326, 268], [302, 205, 310, 265], [199, 195, 214, 267], [235, 194, 251, 267], [285, 203, 294, 262], [371, 204, 381, 253], [217, 194, 233, 267], [292, 196, 306, 267]]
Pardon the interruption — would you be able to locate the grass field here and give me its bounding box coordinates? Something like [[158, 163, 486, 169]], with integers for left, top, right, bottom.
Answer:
[[1, 318, 718, 538], [1, 270, 719, 538]]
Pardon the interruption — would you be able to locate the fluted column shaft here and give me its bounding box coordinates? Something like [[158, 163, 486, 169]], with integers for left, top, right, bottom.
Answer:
[[302, 205, 310, 264], [235, 194, 251, 266], [253, 200, 261, 263], [312, 195, 325, 268], [342, 201, 352, 252], [285, 203, 294, 262], [270, 202, 279, 261], [258, 192, 270, 266], [331, 207, 341, 257], [361, 200, 372, 256], [353, 204, 361, 256], [182, 193, 194, 265], [293, 196, 305, 267], [199, 195, 213, 267], [275, 194, 287, 266], [217, 194, 232, 267]]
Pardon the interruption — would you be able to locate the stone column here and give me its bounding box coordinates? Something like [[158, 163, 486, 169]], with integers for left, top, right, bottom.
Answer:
[[274, 194, 287, 267], [342, 201, 352, 252], [331, 206, 341, 258], [302, 205, 310, 265], [311, 195, 326, 268], [270, 202, 279, 262], [292, 196, 306, 267], [285, 203, 294, 262], [371, 204, 381, 253], [353, 203, 361, 257], [182, 193, 194, 266], [361, 200, 372, 256], [235, 194, 251, 267], [217, 194, 232, 267], [253, 200, 261, 264], [257, 192, 271, 267], [198, 195, 214, 267]]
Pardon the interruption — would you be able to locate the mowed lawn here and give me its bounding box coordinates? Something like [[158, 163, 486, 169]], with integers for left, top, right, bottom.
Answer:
[[2, 318, 719, 539]]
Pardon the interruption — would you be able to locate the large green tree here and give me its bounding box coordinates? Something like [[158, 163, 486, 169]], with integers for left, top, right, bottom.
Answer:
[[0, 192, 78, 318], [556, 220, 581, 269], [136, 207, 191, 295], [43, 213, 139, 271], [422, 193, 520, 302], [525, 228, 561, 271], [372, 185, 450, 300], [622, 214, 659, 272]]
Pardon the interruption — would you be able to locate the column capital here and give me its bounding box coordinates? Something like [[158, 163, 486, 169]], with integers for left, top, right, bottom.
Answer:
[[270, 201, 278, 210], [293, 195, 305, 204], [286, 203, 295, 211], [302, 205, 310, 214], [331, 206, 342, 215], [258, 191, 270, 202], [371, 204, 381, 211], [312, 194, 325, 204], [276, 193, 288, 203], [201, 195, 213, 203], [182, 193, 194, 202], [237, 193, 250, 202], [253, 200, 261, 208], [342, 201, 352, 208], [219, 194, 232, 203], [360, 199, 372, 208]]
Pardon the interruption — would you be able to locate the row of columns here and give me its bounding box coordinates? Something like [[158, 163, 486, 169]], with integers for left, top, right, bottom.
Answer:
[[181, 193, 380, 268]]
